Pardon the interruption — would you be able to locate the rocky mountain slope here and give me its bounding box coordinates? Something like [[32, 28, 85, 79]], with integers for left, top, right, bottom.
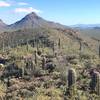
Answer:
[[0, 12, 83, 50], [0, 12, 69, 31]]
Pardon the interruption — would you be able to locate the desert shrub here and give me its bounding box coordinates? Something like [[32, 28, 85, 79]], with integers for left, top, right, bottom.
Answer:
[[69, 59, 79, 65], [0, 81, 6, 99], [84, 60, 95, 69], [34, 68, 46, 77], [80, 52, 92, 60], [19, 89, 34, 98], [52, 72, 60, 80], [45, 62, 56, 73]]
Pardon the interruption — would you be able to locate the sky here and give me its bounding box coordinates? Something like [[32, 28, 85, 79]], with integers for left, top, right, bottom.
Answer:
[[0, 0, 100, 25]]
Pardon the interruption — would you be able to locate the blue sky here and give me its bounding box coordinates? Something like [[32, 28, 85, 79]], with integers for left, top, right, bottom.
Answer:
[[0, 0, 100, 25]]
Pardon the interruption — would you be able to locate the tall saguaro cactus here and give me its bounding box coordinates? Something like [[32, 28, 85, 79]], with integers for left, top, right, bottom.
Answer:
[[68, 68, 77, 88], [42, 56, 46, 69], [52, 41, 55, 55], [79, 41, 83, 52], [2, 40, 5, 52], [58, 38, 61, 49], [26, 39, 29, 51], [67, 68, 77, 96], [90, 71, 100, 95], [99, 44, 100, 58], [34, 50, 37, 65]]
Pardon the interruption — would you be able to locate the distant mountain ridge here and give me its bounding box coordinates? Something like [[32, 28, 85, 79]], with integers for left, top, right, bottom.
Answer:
[[1, 13, 100, 30], [71, 24, 100, 29], [0, 12, 69, 32]]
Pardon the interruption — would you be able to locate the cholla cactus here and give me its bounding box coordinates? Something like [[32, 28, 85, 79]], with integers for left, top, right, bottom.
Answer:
[[68, 68, 77, 88], [90, 71, 100, 95]]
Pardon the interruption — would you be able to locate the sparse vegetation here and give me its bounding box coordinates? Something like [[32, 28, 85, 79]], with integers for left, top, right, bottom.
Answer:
[[0, 12, 100, 100]]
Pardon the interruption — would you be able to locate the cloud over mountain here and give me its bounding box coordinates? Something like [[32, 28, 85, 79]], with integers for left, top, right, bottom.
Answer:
[[14, 7, 42, 14]]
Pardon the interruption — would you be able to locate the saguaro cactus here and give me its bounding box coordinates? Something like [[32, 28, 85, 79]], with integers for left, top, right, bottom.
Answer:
[[26, 39, 29, 51], [68, 68, 77, 88], [52, 41, 55, 54], [90, 71, 100, 95], [79, 41, 83, 52], [36, 42, 39, 51], [22, 67, 25, 77], [34, 50, 37, 65], [33, 39, 35, 47], [58, 38, 61, 49], [99, 44, 100, 58], [67, 68, 77, 96], [2, 40, 5, 52], [42, 56, 46, 69], [6, 77, 10, 87]]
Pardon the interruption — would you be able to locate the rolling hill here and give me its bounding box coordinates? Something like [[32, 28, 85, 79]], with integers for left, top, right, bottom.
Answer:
[[71, 24, 100, 40]]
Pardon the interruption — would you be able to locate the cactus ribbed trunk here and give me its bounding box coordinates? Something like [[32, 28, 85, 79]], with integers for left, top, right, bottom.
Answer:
[[90, 71, 100, 95], [68, 68, 77, 88], [67, 68, 77, 96]]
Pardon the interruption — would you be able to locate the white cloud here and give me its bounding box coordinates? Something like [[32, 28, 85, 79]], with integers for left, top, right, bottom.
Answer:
[[15, 7, 42, 14], [0, 1, 11, 7], [18, 2, 28, 6]]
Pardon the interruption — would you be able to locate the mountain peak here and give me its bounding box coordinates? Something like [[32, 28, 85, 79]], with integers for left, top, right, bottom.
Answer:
[[29, 12, 37, 16], [7, 12, 68, 30], [24, 12, 40, 20]]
